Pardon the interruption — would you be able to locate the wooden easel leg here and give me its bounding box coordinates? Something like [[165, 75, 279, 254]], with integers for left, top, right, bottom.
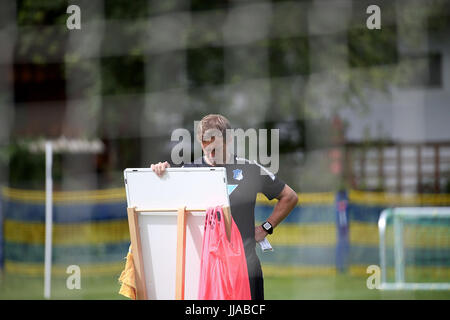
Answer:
[[222, 206, 232, 242], [175, 206, 187, 300], [127, 207, 148, 300]]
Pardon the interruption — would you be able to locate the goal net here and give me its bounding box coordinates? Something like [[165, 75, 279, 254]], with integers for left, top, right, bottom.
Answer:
[[378, 207, 450, 290]]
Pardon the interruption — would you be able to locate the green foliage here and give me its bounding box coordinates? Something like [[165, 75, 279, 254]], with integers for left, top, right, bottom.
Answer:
[[101, 56, 146, 95], [17, 0, 68, 26], [348, 26, 398, 68], [190, 0, 229, 12], [9, 0, 450, 193], [147, 0, 189, 16], [104, 0, 149, 20], [1, 140, 62, 189], [187, 47, 225, 87], [268, 37, 309, 77]]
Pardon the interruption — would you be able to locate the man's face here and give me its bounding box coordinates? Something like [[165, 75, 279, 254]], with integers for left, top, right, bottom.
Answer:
[[201, 132, 229, 165]]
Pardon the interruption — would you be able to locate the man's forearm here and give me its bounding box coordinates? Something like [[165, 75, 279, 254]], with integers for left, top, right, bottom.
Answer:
[[266, 188, 298, 228]]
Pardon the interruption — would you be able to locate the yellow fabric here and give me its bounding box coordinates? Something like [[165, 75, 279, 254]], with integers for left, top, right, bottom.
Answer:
[[118, 246, 136, 300]]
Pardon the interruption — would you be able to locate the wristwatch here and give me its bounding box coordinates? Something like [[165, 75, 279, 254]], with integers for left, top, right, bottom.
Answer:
[[261, 221, 273, 235]]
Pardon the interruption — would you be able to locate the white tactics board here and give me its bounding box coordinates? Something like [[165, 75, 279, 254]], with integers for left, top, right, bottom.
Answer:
[[123, 167, 230, 300]]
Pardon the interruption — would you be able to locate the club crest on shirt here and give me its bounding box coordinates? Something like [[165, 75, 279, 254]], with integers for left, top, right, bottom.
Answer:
[[233, 169, 243, 181]]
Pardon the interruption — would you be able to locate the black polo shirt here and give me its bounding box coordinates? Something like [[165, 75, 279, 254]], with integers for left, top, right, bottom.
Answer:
[[182, 155, 285, 257]]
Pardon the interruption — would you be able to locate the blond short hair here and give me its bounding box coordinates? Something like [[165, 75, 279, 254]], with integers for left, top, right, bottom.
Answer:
[[196, 114, 231, 142]]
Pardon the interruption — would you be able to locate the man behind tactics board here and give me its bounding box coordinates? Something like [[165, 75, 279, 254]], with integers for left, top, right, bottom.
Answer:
[[151, 114, 298, 300]]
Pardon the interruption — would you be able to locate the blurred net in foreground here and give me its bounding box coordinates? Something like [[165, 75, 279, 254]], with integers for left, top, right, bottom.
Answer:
[[379, 207, 450, 290], [1, 187, 450, 299], [0, 187, 129, 278]]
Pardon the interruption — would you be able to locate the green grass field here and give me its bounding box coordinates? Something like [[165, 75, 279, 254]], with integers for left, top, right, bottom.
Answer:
[[1, 272, 449, 300]]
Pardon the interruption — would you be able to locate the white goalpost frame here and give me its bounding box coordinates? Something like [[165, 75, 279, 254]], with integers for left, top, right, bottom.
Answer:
[[378, 207, 450, 290], [37, 138, 104, 299], [44, 142, 53, 299]]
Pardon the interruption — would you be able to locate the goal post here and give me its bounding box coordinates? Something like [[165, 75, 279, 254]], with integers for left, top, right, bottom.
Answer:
[[378, 207, 450, 290], [18, 137, 105, 299]]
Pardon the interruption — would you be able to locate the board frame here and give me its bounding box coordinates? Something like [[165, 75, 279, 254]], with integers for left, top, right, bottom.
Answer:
[[123, 167, 231, 300]]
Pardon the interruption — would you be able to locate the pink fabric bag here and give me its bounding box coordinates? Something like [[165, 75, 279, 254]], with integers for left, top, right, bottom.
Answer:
[[198, 206, 251, 300]]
